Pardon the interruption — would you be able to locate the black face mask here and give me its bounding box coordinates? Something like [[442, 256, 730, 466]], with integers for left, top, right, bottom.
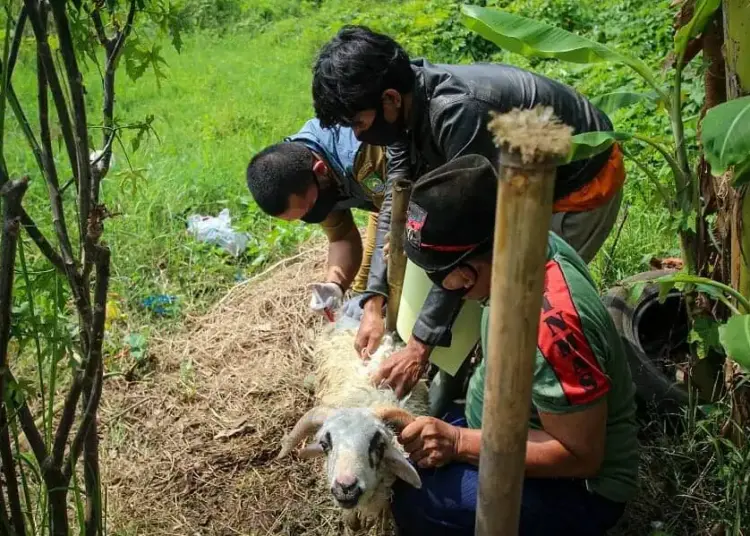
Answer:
[[301, 176, 338, 224], [356, 102, 406, 146]]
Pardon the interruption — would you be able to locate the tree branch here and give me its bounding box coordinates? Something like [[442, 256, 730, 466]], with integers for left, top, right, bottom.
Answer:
[[0, 177, 30, 536], [89, 8, 109, 48], [82, 246, 108, 535], [0, 496, 11, 536], [82, 364, 103, 536], [19, 211, 66, 274], [0, 404, 24, 536], [37, 48, 76, 269], [94, 0, 138, 198], [62, 364, 101, 484], [8, 83, 44, 175], [37, 34, 92, 358], [49, 0, 93, 251], [52, 374, 83, 468], [111, 0, 138, 64], [22, 0, 79, 185], [63, 246, 109, 484], [6, 5, 27, 79], [4, 373, 47, 465]]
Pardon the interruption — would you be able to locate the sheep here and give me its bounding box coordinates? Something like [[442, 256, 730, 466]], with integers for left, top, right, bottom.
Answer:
[[276, 326, 430, 530]]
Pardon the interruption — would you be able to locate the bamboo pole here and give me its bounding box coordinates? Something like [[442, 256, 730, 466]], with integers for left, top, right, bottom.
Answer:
[[476, 106, 573, 535], [386, 179, 412, 333]]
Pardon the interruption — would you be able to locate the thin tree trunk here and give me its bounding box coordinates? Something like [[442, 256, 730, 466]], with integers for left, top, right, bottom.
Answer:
[[696, 13, 728, 281], [723, 0, 750, 443], [0, 178, 30, 536]]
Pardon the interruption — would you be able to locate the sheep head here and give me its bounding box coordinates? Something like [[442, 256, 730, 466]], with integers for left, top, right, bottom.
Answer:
[[277, 405, 422, 510]]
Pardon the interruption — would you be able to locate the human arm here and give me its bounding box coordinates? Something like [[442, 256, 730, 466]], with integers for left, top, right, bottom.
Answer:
[[324, 219, 363, 290], [450, 401, 608, 478], [318, 208, 363, 290], [354, 140, 409, 352], [310, 209, 362, 315], [399, 401, 607, 478], [359, 140, 410, 303], [402, 97, 500, 347]]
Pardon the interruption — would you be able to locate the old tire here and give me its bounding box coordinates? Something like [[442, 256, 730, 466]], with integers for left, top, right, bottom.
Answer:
[[602, 269, 692, 417]]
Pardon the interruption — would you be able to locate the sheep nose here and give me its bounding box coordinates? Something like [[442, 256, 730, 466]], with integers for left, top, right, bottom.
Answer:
[[331, 477, 362, 506], [336, 478, 358, 493]]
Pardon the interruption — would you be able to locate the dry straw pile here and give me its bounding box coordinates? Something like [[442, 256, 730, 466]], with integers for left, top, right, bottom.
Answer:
[[99, 240, 385, 535]]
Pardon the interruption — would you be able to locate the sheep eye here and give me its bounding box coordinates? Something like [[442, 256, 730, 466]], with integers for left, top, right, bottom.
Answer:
[[368, 431, 386, 468], [320, 432, 332, 453]]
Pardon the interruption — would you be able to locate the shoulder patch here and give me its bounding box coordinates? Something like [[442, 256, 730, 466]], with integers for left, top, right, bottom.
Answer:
[[538, 260, 610, 405], [406, 202, 427, 248]]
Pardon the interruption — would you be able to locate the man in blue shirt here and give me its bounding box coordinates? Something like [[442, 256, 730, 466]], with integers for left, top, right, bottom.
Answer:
[[246, 118, 388, 317]]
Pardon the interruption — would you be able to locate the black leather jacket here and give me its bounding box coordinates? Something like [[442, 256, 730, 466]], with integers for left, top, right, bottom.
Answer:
[[361, 59, 614, 347]]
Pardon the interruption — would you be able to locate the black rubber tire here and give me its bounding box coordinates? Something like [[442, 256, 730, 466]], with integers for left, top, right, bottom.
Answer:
[[602, 269, 691, 417]]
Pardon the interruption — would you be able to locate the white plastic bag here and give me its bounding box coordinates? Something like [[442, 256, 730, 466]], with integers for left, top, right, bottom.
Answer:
[[186, 208, 249, 257]]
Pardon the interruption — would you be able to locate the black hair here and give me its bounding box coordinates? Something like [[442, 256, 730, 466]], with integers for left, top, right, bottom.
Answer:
[[245, 142, 314, 216], [312, 25, 416, 128]]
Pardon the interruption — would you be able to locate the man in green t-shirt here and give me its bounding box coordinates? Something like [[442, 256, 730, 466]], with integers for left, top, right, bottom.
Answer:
[[389, 154, 639, 535]]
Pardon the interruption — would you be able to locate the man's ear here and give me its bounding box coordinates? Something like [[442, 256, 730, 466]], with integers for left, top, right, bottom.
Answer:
[[312, 159, 328, 177], [461, 263, 480, 288], [382, 89, 402, 110]]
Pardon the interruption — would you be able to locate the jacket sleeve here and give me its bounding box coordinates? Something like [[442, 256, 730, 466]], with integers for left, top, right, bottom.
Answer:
[[410, 97, 501, 347], [358, 140, 411, 302], [359, 99, 500, 348], [358, 141, 460, 349]]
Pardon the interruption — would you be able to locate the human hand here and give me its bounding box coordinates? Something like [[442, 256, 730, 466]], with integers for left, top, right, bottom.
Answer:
[[398, 416, 461, 469], [383, 233, 390, 263], [309, 282, 344, 319], [355, 298, 385, 358], [370, 340, 430, 399]]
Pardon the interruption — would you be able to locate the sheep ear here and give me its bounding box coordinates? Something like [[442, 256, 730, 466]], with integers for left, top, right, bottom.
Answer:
[[277, 406, 332, 460], [384, 447, 422, 489]]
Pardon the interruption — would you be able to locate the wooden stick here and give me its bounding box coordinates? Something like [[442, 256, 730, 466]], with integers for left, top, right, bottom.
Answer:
[[386, 179, 412, 333], [476, 106, 573, 535]]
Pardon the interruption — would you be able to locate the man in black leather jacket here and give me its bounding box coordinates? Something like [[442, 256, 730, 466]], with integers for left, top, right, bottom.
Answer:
[[311, 25, 626, 408]]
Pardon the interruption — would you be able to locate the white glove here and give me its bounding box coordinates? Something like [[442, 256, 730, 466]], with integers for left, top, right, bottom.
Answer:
[[309, 282, 344, 316], [341, 294, 364, 321]]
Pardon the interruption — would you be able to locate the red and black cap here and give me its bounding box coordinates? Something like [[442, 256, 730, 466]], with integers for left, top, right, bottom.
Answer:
[[403, 154, 498, 274]]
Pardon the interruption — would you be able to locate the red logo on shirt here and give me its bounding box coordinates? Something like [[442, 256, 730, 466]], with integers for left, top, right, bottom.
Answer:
[[537, 260, 610, 405]]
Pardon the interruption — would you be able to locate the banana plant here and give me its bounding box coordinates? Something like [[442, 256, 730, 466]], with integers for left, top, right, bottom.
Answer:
[[460, 3, 750, 368]]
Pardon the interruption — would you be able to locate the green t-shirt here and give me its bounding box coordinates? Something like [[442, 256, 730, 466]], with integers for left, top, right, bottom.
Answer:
[[465, 232, 639, 504]]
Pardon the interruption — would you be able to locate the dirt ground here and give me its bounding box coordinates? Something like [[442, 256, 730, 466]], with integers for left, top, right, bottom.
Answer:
[[99, 242, 374, 535]]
